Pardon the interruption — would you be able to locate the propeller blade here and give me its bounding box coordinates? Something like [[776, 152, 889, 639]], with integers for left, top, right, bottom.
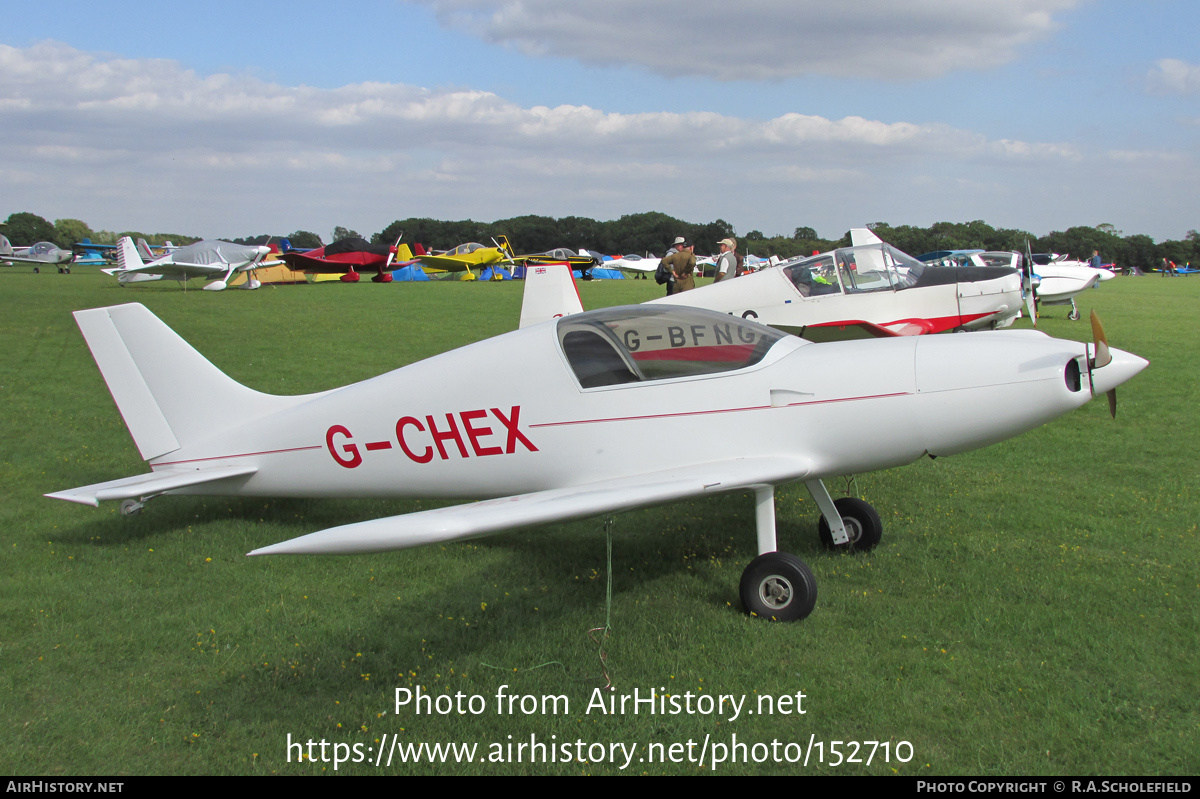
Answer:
[[1089, 310, 1111, 368]]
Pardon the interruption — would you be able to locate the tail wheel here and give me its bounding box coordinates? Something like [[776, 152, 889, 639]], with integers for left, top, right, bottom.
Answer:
[[818, 497, 882, 552], [739, 552, 817, 621]]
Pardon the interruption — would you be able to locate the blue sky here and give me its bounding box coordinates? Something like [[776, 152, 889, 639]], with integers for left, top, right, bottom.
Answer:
[[2, 0, 1197, 243]]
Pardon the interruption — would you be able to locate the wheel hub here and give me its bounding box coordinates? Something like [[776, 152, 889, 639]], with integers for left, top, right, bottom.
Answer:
[[758, 576, 794, 610], [843, 516, 863, 543]]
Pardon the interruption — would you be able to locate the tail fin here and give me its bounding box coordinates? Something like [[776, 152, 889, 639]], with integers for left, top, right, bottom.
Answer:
[[116, 237, 143, 271], [850, 227, 883, 247], [73, 303, 285, 461], [412, 242, 427, 256], [395, 243, 415, 261], [519, 263, 584, 328], [0, 234, 12, 256], [136, 238, 156, 260]]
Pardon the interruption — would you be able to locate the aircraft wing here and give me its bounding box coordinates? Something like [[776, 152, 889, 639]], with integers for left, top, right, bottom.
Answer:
[[120, 260, 229, 278], [248, 456, 812, 556], [46, 465, 258, 507], [415, 254, 472, 272], [774, 320, 908, 342]]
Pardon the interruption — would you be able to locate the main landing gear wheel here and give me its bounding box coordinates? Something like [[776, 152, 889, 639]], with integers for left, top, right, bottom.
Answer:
[[1068, 308, 1081, 321], [818, 497, 883, 552], [739, 552, 817, 621], [119, 499, 144, 516]]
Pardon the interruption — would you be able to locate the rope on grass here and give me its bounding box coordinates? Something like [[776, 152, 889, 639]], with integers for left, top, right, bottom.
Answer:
[[587, 516, 615, 691]]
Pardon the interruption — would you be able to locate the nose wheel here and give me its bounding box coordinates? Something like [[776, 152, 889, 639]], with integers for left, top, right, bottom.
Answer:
[[817, 496, 882, 551]]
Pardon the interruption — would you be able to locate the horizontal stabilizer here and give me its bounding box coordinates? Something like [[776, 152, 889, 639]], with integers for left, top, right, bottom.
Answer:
[[249, 457, 810, 555], [46, 465, 258, 507]]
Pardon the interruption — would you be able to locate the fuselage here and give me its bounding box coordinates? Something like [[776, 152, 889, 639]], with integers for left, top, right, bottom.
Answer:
[[147, 306, 1143, 502]]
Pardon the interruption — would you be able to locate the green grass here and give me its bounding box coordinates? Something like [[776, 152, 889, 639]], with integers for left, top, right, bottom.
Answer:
[[1, 268, 1196, 775]]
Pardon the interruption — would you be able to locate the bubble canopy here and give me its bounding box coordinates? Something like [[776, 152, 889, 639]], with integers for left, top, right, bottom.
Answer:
[[556, 305, 790, 388]]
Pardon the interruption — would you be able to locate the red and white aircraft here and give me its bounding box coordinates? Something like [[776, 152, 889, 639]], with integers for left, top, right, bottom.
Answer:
[[47, 302, 1145, 621], [651, 231, 1023, 340]]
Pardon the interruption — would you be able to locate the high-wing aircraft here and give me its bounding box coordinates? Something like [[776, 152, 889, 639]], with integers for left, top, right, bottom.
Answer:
[[47, 301, 1145, 622], [106, 236, 279, 290], [1, 235, 76, 271], [72, 239, 118, 266], [606, 253, 659, 278]]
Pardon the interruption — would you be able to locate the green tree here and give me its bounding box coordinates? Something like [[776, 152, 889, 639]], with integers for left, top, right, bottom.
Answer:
[[332, 226, 361, 242], [287, 230, 323, 249], [3, 212, 56, 245], [53, 218, 94, 249]]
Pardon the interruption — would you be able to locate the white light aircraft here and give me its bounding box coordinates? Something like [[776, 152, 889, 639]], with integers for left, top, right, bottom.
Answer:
[[648, 232, 1023, 340], [1, 235, 75, 271], [106, 237, 279, 290], [47, 302, 1145, 621], [1028, 252, 1114, 320]]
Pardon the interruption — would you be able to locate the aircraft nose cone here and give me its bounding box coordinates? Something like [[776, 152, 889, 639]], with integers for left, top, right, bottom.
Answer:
[[256, 246, 271, 256], [1091, 347, 1149, 396]]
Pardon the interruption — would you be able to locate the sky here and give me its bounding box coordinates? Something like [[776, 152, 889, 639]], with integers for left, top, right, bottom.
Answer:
[[2, 0, 1197, 243]]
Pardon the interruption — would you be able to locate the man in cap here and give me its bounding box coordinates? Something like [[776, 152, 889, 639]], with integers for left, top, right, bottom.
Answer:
[[714, 237, 739, 283]]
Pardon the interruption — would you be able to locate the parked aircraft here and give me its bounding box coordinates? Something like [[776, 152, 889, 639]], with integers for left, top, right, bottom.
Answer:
[[1027, 252, 1113, 320], [417, 237, 513, 277], [280, 237, 399, 283], [106, 237, 278, 290], [607, 253, 659, 278], [72, 239, 118, 266], [1, 235, 75, 271], [48, 302, 1145, 621], [647, 235, 1023, 339]]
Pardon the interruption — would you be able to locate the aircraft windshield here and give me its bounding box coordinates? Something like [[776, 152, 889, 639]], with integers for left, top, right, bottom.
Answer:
[[557, 306, 787, 388], [782, 244, 927, 294]]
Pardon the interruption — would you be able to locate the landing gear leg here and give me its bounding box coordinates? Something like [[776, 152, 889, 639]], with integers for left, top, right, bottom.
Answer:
[[1068, 299, 1081, 321], [808, 479, 883, 551], [739, 485, 818, 621]]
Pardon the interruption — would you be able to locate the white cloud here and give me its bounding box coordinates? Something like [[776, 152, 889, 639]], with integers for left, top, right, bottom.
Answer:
[[1, 41, 1188, 241], [1147, 58, 1200, 95], [407, 0, 1082, 80]]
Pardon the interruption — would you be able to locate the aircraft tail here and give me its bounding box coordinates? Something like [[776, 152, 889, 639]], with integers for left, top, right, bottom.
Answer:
[[519, 262, 584, 328], [136, 238, 156, 260], [116, 237, 143, 271], [71, 303, 286, 462], [850, 227, 884, 247], [0, 235, 12, 257]]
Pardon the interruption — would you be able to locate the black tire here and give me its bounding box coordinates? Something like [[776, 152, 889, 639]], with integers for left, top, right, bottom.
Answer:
[[739, 552, 817, 621], [818, 496, 883, 552]]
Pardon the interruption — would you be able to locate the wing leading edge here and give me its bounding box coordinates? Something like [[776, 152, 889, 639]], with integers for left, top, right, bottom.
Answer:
[[248, 456, 812, 556]]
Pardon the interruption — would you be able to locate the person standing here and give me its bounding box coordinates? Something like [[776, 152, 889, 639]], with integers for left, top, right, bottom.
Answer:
[[1089, 250, 1102, 269], [664, 239, 697, 292], [714, 237, 738, 283]]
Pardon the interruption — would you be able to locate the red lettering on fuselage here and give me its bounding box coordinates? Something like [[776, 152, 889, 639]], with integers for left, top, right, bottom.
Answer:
[[325, 406, 537, 468], [326, 425, 362, 468]]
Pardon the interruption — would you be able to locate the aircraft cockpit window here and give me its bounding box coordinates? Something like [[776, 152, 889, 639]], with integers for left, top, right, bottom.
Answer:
[[784, 255, 840, 297], [836, 247, 895, 293], [881, 244, 927, 290], [558, 306, 787, 388]]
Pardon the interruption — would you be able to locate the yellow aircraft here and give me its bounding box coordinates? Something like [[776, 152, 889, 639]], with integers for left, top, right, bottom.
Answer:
[[417, 236, 514, 279]]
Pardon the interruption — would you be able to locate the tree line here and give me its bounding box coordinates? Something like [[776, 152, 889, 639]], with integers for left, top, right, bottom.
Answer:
[[4, 210, 1196, 270]]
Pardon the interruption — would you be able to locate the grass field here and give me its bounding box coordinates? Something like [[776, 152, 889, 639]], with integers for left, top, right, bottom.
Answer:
[[1, 268, 1196, 775]]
